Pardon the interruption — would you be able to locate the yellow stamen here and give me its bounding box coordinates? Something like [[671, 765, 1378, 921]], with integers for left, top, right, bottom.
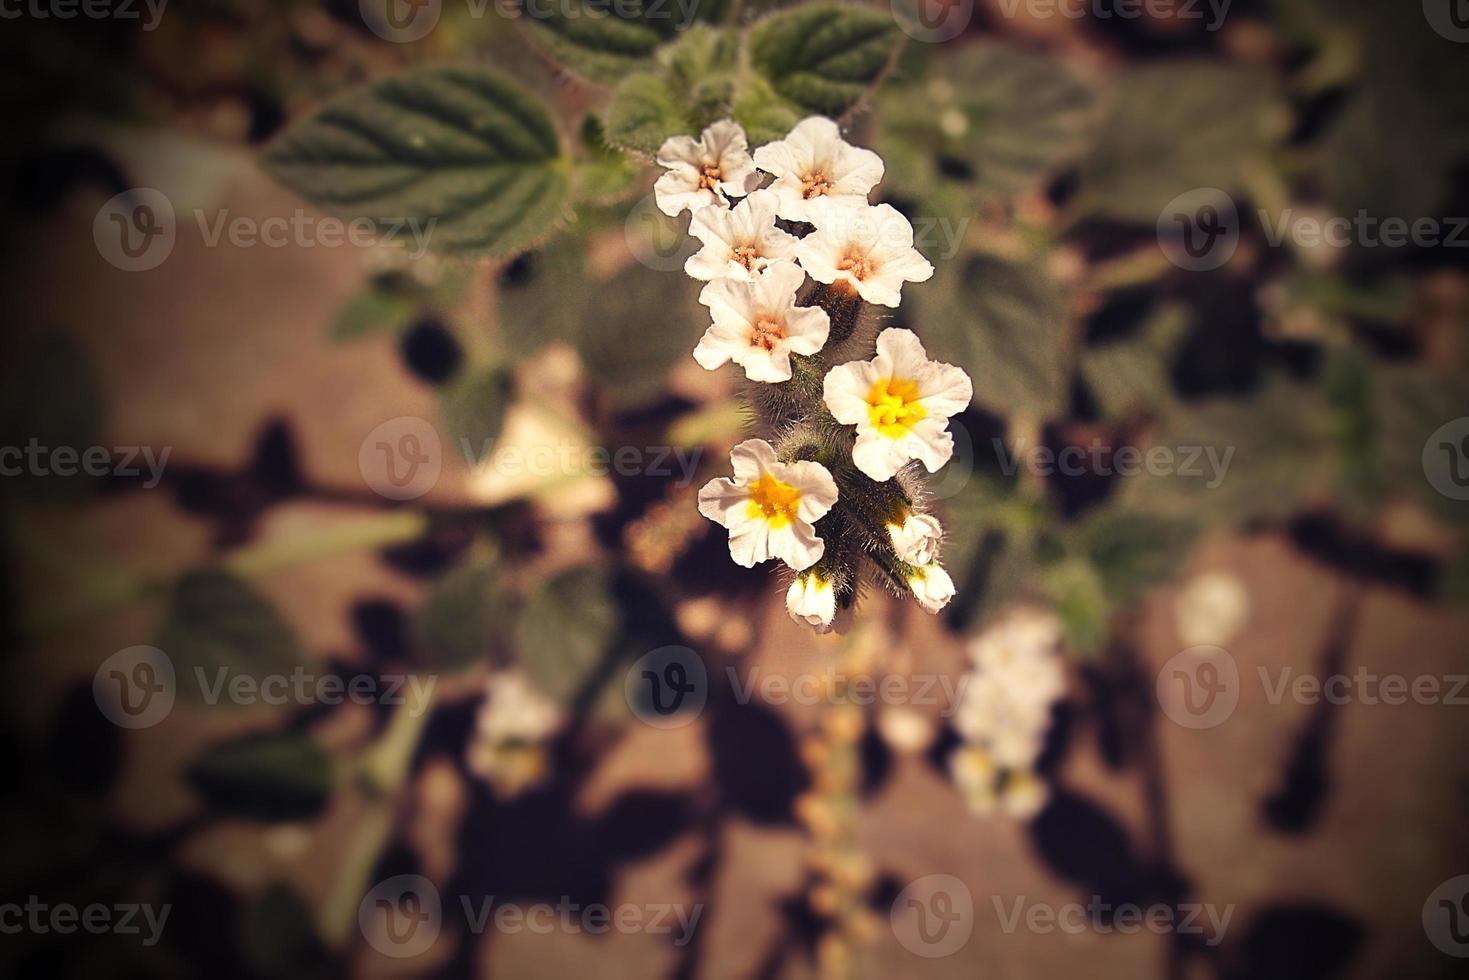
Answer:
[[801, 171, 833, 199], [866, 378, 926, 438], [732, 245, 760, 270], [750, 316, 785, 351], [838, 253, 873, 281], [746, 473, 802, 528], [698, 165, 724, 191]]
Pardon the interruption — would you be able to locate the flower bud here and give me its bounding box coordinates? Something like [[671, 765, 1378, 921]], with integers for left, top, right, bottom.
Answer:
[[787, 572, 837, 632], [886, 512, 942, 566], [905, 562, 955, 614]]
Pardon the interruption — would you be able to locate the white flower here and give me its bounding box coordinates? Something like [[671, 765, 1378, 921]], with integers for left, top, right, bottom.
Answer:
[[751, 116, 884, 222], [795, 199, 934, 308], [698, 438, 838, 571], [1174, 571, 1250, 648], [999, 770, 1050, 820], [887, 512, 942, 565], [476, 671, 561, 744], [786, 572, 837, 632], [823, 328, 972, 482], [695, 260, 831, 383], [685, 189, 799, 281], [950, 745, 998, 815], [654, 119, 758, 217], [905, 561, 955, 614]]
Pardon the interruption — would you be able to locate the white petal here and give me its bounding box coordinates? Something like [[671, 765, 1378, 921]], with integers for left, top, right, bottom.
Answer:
[[917, 361, 973, 418], [729, 438, 778, 481], [655, 134, 703, 169], [735, 346, 794, 383], [727, 516, 772, 567], [697, 477, 746, 528], [780, 460, 838, 523], [822, 361, 879, 425], [876, 328, 930, 378], [851, 431, 906, 482], [783, 305, 831, 356], [769, 522, 825, 571]]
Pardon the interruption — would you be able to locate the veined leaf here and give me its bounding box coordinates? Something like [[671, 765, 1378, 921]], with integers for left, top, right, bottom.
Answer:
[[517, 0, 732, 84], [158, 570, 303, 702], [604, 25, 739, 154], [262, 66, 569, 257], [746, 4, 902, 122]]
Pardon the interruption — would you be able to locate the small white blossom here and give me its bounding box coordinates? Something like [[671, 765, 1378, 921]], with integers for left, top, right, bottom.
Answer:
[[475, 671, 561, 744], [823, 328, 972, 482], [796, 199, 934, 308], [887, 512, 942, 566], [905, 561, 955, 614], [685, 189, 799, 281], [694, 260, 831, 383], [786, 572, 837, 632], [1174, 571, 1251, 648], [654, 119, 758, 217], [751, 116, 884, 222], [698, 438, 838, 571], [999, 770, 1050, 820]]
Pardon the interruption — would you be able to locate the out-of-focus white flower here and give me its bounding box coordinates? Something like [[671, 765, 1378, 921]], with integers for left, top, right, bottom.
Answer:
[[999, 770, 1050, 820], [887, 511, 942, 566], [654, 119, 757, 217], [950, 745, 998, 815], [877, 705, 937, 754], [906, 561, 955, 614], [796, 199, 934, 308], [823, 328, 972, 482], [751, 116, 884, 222], [685, 189, 799, 281], [1174, 570, 1251, 648], [786, 572, 837, 632], [697, 438, 838, 571], [694, 260, 831, 383], [469, 671, 562, 796]]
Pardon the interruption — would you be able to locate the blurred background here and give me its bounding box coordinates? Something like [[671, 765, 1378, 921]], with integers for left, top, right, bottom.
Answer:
[[2, 1, 1468, 978]]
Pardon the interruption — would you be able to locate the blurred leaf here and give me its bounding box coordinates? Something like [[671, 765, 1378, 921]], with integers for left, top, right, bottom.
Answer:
[[1041, 559, 1111, 656], [1079, 304, 1189, 419], [0, 331, 105, 499], [1076, 508, 1199, 605], [497, 240, 591, 356], [575, 259, 705, 405], [517, 0, 731, 84], [239, 884, 328, 979], [516, 565, 620, 708], [914, 252, 1071, 422], [188, 733, 331, 822], [1368, 364, 1469, 524], [262, 66, 568, 256], [330, 277, 421, 342], [158, 570, 302, 702], [574, 115, 642, 205], [604, 26, 739, 154], [606, 72, 695, 156], [414, 557, 512, 670], [441, 366, 514, 461], [1076, 62, 1282, 222], [745, 4, 902, 121], [875, 43, 1097, 208]]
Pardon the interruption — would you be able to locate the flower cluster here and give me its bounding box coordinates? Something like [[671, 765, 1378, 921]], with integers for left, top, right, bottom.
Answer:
[[949, 609, 1067, 820], [656, 117, 972, 632], [467, 671, 562, 797]]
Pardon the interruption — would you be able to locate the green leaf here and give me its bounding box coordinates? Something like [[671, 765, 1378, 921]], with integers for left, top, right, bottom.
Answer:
[[606, 72, 694, 155], [188, 732, 332, 822], [1076, 61, 1283, 222], [914, 252, 1071, 422], [518, 0, 732, 84], [158, 570, 303, 702], [330, 276, 421, 342], [516, 565, 620, 709], [574, 259, 705, 404], [261, 66, 569, 257], [1076, 508, 1198, 605], [574, 115, 641, 204], [414, 557, 513, 670], [746, 3, 902, 121], [1368, 364, 1469, 524], [603, 26, 739, 154], [1079, 304, 1189, 420], [497, 240, 591, 356], [875, 43, 1098, 208], [1041, 559, 1111, 657], [441, 366, 514, 461]]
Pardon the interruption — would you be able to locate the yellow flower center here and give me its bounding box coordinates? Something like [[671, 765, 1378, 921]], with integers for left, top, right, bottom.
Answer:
[[866, 378, 926, 438], [732, 244, 760, 269], [746, 473, 802, 528], [801, 171, 832, 199], [838, 253, 874, 281], [750, 316, 785, 351], [698, 165, 724, 191]]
